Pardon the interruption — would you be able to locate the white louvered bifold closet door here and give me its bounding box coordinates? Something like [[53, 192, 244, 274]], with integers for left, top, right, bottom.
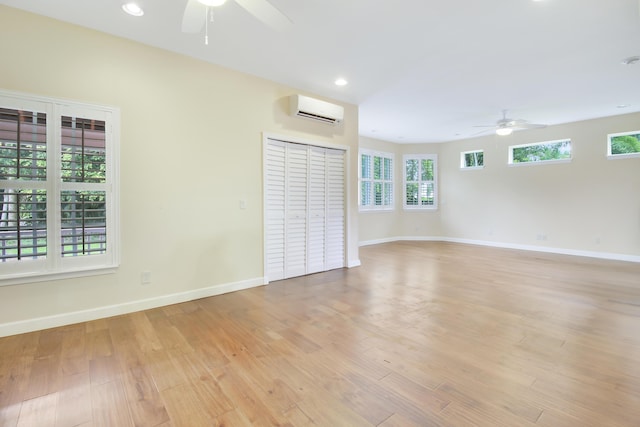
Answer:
[[265, 139, 345, 282]]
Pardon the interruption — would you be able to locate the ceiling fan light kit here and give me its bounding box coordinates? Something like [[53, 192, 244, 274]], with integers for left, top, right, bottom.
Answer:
[[198, 0, 227, 6], [182, 0, 292, 44], [496, 126, 513, 136], [474, 110, 547, 137]]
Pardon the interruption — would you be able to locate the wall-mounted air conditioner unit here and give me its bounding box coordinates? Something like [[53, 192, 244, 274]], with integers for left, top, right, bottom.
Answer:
[[289, 94, 344, 125]]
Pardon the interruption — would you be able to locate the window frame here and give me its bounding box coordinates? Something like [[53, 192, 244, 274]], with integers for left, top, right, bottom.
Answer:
[[607, 130, 640, 159], [358, 149, 394, 211], [403, 154, 438, 210], [0, 90, 120, 286], [460, 150, 484, 169], [508, 139, 572, 166]]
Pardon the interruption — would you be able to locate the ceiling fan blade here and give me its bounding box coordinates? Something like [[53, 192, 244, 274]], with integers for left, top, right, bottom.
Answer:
[[516, 122, 547, 129], [470, 128, 493, 137], [182, 0, 206, 33], [234, 0, 293, 31]]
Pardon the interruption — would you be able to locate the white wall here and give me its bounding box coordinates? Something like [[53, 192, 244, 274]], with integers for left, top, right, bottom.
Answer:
[[360, 113, 640, 260], [0, 6, 360, 335]]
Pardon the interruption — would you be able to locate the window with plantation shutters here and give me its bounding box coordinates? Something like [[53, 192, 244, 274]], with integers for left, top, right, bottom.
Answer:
[[0, 90, 119, 285], [359, 149, 393, 211], [404, 154, 437, 210]]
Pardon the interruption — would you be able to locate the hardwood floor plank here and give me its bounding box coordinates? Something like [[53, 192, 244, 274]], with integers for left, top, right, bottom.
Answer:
[[15, 392, 57, 427], [90, 380, 133, 427], [120, 367, 170, 427], [158, 384, 213, 427], [54, 372, 91, 427]]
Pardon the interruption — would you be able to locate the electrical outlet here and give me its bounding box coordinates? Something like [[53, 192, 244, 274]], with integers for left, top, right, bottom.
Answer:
[[141, 271, 151, 285]]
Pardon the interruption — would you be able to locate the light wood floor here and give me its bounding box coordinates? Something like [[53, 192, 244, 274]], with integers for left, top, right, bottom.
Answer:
[[1, 241, 640, 426]]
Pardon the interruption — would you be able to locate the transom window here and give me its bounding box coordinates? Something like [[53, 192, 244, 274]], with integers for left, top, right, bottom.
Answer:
[[608, 130, 640, 159], [404, 154, 437, 209], [461, 150, 484, 169], [509, 139, 571, 165], [359, 149, 393, 210], [0, 90, 119, 285]]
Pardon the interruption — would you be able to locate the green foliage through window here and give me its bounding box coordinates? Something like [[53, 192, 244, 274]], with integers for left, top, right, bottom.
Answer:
[[462, 150, 484, 168], [510, 140, 571, 164], [609, 132, 640, 156]]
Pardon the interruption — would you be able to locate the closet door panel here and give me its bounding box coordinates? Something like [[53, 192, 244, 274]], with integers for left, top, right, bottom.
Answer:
[[307, 146, 327, 274], [284, 143, 308, 278], [265, 140, 286, 281], [325, 148, 346, 270]]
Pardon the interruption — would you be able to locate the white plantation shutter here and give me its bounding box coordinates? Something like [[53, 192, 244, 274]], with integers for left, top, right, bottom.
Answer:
[[264, 139, 345, 281]]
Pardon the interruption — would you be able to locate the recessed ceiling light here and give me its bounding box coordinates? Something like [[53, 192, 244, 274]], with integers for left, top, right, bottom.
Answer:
[[621, 55, 640, 65], [122, 2, 144, 16], [334, 78, 348, 86], [198, 0, 227, 6], [617, 104, 631, 108]]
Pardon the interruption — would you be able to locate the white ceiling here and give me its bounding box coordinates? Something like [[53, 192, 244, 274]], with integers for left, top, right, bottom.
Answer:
[[2, 0, 639, 143]]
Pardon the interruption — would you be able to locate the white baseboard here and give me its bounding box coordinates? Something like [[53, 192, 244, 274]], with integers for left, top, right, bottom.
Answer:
[[359, 236, 640, 263], [348, 259, 362, 268], [0, 277, 265, 338]]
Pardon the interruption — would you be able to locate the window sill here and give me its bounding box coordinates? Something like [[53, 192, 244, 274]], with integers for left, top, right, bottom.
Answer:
[[508, 158, 572, 167], [403, 206, 438, 211], [607, 152, 640, 160], [0, 265, 118, 287], [359, 207, 395, 213]]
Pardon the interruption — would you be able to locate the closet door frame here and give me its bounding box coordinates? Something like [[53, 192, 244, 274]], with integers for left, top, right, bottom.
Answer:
[[262, 133, 350, 284]]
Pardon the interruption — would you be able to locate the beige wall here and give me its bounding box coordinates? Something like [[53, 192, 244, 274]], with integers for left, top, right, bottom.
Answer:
[[440, 112, 640, 256], [358, 137, 442, 243], [0, 6, 359, 332], [361, 114, 640, 259]]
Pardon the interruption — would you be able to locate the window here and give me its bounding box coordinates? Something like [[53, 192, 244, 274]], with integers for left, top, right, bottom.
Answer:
[[509, 139, 571, 165], [461, 150, 484, 169], [359, 149, 393, 210], [404, 154, 437, 209], [608, 131, 640, 159], [0, 91, 119, 284]]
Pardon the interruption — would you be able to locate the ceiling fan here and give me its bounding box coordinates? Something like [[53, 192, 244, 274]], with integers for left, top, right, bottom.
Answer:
[[181, 0, 292, 44], [474, 110, 547, 136]]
